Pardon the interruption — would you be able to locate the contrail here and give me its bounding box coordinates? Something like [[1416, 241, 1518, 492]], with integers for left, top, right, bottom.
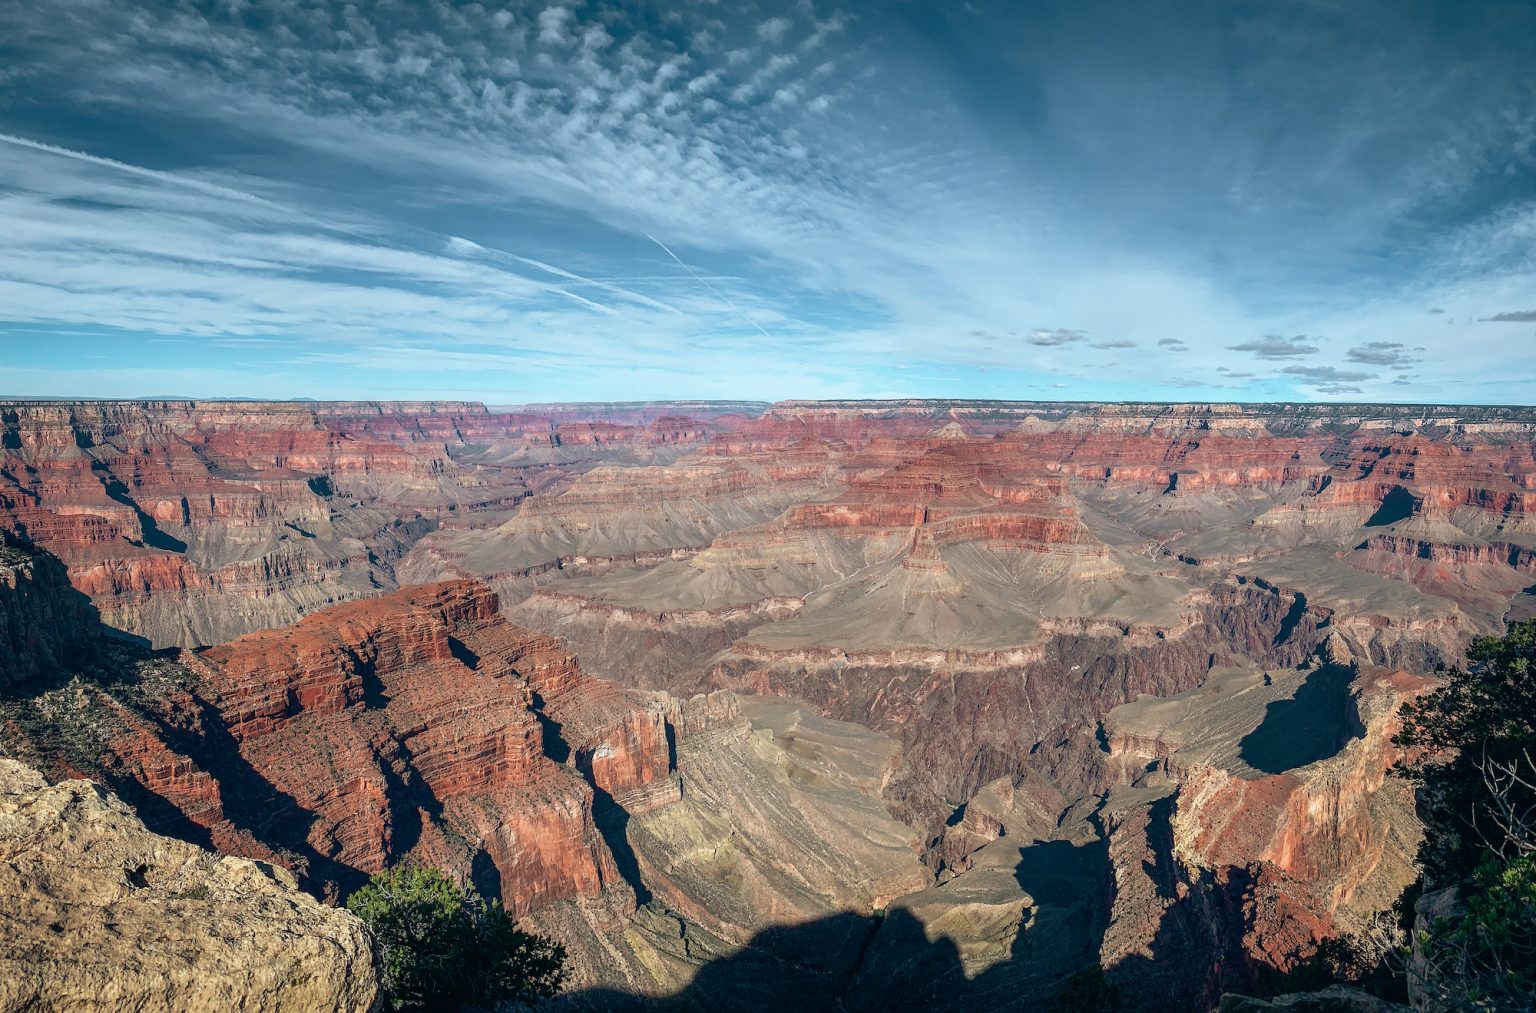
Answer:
[[0, 132, 712, 327], [0, 132, 285, 210], [3, 133, 625, 315], [489, 247, 678, 314], [643, 231, 778, 344]]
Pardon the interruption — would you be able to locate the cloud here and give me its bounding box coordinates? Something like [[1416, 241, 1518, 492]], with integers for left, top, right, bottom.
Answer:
[[581, 25, 614, 51], [757, 17, 792, 43], [1228, 334, 1319, 359], [1280, 365, 1374, 382], [0, 132, 281, 210], [1027, 328, 1088, 347], [1483, 310, 1536, 322], [1, 0, 1534, 402], [537, 6, 574, 46], [1090, 339, 1136, 349], [1345, 341, 1422, 367]]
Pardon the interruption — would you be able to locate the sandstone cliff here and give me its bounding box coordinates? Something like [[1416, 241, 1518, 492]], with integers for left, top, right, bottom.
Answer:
[[2, 560, 932, 1007], [1093, 639, 1432, 1007]]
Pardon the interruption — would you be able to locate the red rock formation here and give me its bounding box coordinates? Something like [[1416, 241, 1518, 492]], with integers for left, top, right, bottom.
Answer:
[[177, 580, 674, 915], [5, 573, 688, 922], [7, 398, 1536, 1008], [1096, 643, 1434, 1007]]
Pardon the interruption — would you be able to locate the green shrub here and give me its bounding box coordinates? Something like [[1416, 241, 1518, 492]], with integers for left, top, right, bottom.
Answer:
[[1393, 619, 1536, 1007], [1419, 853, 1536, 1009], [346, 865, 567, 1011], [1394, 620, 1536, 883]]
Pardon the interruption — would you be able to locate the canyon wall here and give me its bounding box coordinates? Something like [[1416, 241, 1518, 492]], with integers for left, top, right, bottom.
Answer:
[[0, 531, 95, 688], [0, 399, 755, 646], [0, 553, 930, 1005], [4, 399, 1534, 1009]]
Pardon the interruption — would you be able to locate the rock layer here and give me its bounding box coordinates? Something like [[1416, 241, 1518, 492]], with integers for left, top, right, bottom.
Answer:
[[6, 399, 1533, 1009], [1, 557, 930, 1005], [0, 399, 753, 646]]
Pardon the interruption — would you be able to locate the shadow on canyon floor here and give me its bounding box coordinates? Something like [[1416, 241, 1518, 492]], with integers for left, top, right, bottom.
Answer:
[[1238, 662, 1363, 775], [551, 798, 1308, 1013], [554, 836, 1121, 1013]]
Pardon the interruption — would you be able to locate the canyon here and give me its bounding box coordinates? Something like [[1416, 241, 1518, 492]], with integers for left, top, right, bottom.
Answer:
[[3, 398, 1534, 1010]]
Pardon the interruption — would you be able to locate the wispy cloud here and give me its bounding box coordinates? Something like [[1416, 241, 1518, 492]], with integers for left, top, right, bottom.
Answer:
[[0, 0, 1532, 402]]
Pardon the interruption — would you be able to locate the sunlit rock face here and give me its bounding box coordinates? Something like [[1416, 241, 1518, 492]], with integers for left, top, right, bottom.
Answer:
[[0, 758, 378, 1013], [6, 578, 643, 916], [3, 399, 1533, 1010]]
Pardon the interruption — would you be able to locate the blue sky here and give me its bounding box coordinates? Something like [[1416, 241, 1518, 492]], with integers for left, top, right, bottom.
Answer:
[[1, 0, 1533, 404]]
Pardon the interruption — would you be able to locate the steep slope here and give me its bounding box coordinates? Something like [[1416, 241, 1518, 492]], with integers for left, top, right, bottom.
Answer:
[[5, 399, 1530, 1009], [497, 406, 1530, 831], [545, 640, 1430, 1012], [0, 531, 96, 688], [530, 694, 930, 999], [1093, 639, 1431, 1008]]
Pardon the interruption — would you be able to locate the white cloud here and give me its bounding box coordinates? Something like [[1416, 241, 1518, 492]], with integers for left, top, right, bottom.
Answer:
[[757, 17, 791, 43], [537, 6, 574, 46], [0, 0, 1532, 403]]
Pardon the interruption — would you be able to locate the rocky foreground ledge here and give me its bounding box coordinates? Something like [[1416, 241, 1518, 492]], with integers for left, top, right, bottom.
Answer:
[[0, 758, 377, 1013]]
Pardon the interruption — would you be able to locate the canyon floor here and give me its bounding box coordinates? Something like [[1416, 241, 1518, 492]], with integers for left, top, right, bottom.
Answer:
[[3, 397, 1534, 1011]]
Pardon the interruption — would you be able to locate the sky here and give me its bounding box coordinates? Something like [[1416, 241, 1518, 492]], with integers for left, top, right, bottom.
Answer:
[[1, 0, 1534, 405]]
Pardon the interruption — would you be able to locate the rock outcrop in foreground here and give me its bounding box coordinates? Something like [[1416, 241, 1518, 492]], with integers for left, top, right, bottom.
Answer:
[[0, 758, 377, 1013]]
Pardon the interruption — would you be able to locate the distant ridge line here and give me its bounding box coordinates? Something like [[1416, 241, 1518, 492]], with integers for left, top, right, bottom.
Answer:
[[0, 397, 1531, 420]]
